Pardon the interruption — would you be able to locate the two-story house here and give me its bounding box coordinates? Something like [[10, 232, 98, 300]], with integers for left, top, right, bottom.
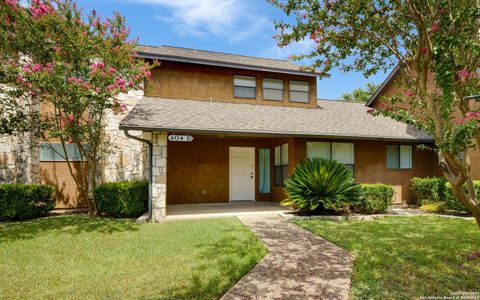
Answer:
[[118, 45, 439, 221], [0, 44, 442, 221]]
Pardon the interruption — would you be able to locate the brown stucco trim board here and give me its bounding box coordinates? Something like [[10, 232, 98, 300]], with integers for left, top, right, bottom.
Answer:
[[136, 52, 325, 78]]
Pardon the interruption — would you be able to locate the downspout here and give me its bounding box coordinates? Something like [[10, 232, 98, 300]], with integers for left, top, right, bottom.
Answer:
[[124, 130, 153, 222]]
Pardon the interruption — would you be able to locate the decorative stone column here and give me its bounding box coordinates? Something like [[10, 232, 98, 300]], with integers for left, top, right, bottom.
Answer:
[[151, 132, 167, 222]]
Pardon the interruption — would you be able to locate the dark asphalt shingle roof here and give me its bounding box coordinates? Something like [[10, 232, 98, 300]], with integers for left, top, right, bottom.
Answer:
[[119, 97, 433, 142], [135, 45, 321, 77]]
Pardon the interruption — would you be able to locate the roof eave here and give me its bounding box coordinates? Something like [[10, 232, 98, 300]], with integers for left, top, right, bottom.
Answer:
[[118, 123, 434, 143], [135, 51, 328, 78]]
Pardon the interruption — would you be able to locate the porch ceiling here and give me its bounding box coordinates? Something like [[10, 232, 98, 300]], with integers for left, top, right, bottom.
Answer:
[[119, 97, 434, 142]]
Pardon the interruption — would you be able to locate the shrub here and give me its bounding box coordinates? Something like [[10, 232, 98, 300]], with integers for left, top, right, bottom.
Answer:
[[94, 180, 148, 218], [283, 158, 361, 213], [353, 184, 394, 214], [0, 184, 55, 221], [420, 202, 445, 213], [444, 181, 480, 213], [410, 177, 446, 204]]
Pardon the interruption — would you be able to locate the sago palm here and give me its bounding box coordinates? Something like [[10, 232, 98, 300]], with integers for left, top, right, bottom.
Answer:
[[283, 158, 361, 213]]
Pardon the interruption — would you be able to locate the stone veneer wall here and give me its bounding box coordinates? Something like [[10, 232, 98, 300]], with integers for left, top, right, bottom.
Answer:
[[146, 132, 167, 222], [103, 90, 146, 183], [0, 133, 39, 185]]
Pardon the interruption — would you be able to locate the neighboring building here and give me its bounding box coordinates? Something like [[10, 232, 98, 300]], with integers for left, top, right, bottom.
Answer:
[[0, 45, 442, 220], [367, 67, 480, 180]]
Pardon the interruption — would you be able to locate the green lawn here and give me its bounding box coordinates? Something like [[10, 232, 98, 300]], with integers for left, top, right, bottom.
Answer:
[[0, 216, 266, 300], [294, 216, 480, 300]]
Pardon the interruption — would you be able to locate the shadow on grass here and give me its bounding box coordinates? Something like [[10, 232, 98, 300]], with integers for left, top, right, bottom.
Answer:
[[167, 229, 265, 300], [0, 215, 140, 243]]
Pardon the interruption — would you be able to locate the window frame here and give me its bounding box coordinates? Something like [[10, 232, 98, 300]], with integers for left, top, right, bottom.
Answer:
[[306, 141, 355, 175], [386, 144, 413, 169], [274, 143, 289, 187], [289, 80, 310, 103], [262, 77, 284, 101], [233, 75, 256, 99]]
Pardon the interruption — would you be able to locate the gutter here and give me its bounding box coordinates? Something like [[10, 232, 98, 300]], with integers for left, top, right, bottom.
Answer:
[[123, 130, 153, 222]]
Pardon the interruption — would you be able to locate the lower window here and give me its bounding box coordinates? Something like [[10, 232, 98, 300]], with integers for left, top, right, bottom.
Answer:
[[259, 148, 270, 193], [387, 145, 412, 169], [40, 143, 83, 161], [306, 141, 355, 174], [274, 143, 288, 186]]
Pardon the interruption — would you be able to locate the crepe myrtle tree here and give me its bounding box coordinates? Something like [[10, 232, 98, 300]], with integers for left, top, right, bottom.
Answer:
[[0, 0, 156, 215], [269, 0, 480, 226]]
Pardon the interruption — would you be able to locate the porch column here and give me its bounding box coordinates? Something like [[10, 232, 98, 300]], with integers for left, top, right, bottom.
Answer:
[[151, 132, 167, 222]]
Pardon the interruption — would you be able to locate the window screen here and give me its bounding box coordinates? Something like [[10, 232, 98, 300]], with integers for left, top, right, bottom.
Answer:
[[234, 75, 256, 98], [289, 80, 309, 103], [40, 143, 82, 161], [263, 78, 283, 101]]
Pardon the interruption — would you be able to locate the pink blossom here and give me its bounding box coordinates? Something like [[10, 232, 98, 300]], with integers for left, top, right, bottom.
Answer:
[[82, 82, 90, 90], [67, 115, 75, 123], [31, 63, 42, 72], [16, 75, 26, 83], [144, 70, 151, 78], [67, 77, 76, 83], [90, 61, 105, 73], [406, 90, 414, 97], [30, 0, 53, 18], [5, 0, 18, 9], [457, 69, 470, 81], [430, 22, 440, 33], [107, 84, 115, 92], [107, 67, 117, 75], [465, 112, 480, 118], [22, 64, 31, 72], [127, 81, 134, 88], [115, 77, 126, 86]]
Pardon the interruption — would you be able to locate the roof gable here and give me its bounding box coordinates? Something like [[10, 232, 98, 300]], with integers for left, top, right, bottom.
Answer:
[[135, 45, 324, 77]]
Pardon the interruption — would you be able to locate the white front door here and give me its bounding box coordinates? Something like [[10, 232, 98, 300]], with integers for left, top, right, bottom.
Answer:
[[229, 147, 255, 201]]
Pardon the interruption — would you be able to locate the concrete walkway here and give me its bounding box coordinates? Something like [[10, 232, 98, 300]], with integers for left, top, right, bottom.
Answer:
[[222, 215, 354, 300]]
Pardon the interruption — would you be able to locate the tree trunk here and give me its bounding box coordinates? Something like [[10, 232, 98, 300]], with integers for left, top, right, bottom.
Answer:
[[439, 152, 480, 228]]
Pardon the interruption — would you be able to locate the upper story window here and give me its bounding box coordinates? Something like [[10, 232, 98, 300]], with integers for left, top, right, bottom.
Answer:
[[307, 141, 355, 173], [263, 78, 284, 101], [387, 145, 412, 169], [234, 75, 256, 99], [289, 80, 309, 103]]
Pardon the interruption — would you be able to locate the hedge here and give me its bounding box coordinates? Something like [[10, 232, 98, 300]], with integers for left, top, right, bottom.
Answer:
[[94, 180, 148, 218], [0, 184, 55, 221], [444, 181, 480, 213], [410, 177, 480, 213], [353, 184, 395, 214], [411, 177, 446, 205]]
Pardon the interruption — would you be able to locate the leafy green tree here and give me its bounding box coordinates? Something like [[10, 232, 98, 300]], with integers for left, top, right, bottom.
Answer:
[[340, 82, 379, 102], [0, 0, 154, 215], [269, 0, 480, 227]]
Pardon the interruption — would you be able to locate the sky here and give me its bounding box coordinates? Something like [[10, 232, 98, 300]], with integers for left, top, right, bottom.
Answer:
[[76, 0, 389, 100]]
